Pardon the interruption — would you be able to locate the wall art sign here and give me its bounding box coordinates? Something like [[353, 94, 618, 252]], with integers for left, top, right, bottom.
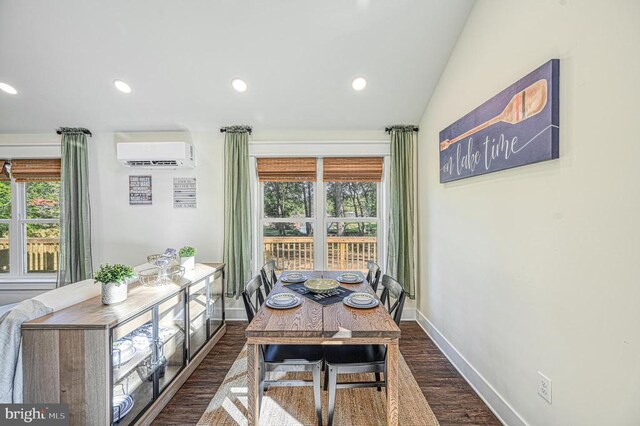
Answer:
[[440, 59, 559, 183], [173, 177, 196, 208], [129, 175, 152, 205]]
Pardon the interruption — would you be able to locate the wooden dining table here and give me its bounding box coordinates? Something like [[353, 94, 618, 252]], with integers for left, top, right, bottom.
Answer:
[[245, 270, 401, 426]]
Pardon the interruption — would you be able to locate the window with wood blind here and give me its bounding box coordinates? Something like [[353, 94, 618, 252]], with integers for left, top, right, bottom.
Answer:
[[257, 157, 384, 273], [0, 159, 61, 281], [258, 158, 317, 271]]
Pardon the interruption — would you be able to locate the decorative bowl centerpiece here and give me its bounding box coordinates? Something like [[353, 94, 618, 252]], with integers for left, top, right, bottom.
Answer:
[[138, 268, 160, 286], [163, 265, 186, 283], [139, 265, 185, 286], [147, 252, 177, 268], [304, 278, 339, 294], [144, 249, 183, 286]]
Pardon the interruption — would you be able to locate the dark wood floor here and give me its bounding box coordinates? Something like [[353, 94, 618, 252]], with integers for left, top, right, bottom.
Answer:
[[155, 321, 500, 425]]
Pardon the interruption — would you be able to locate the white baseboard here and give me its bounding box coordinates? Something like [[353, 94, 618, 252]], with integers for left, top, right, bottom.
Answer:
[[226, 307, 417, 321], [415, 310, 528, 426], [401, 307, 416, 321], [225, 307, 248, 321]]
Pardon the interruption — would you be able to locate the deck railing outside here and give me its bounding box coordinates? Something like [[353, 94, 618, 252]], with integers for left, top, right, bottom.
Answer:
[[0, 238, 60, 273], [263, 236, 377, 272], [2, 236, 375, 274]]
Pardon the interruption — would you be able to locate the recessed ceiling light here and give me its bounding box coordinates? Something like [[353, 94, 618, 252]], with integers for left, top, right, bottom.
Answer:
[[113, 79, 132, 94], [0, 82, 18, 95], [352, 77, 367, 91], [231, 78, 248, 93]]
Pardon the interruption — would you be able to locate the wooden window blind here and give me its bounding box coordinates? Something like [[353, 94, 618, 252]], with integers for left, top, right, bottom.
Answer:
[[0, 160, 9, 181], [323, 157, 383, 182], [257, 158, 317, 182], [9, 159, 61, 182]]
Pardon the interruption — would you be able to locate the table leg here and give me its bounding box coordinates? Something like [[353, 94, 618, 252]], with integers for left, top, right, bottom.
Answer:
[[386, 339, 399, 426], [247, 343, 260, 426]]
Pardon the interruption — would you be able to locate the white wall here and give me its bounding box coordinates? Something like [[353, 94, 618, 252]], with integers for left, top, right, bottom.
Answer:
[[417, 1, 640, 425], [89, 131, 224, 267]]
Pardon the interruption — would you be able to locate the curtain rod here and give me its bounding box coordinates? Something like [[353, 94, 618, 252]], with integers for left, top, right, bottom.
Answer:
[[220, 125, 252, 135], [56, 127, 92, 137], [385, 125, 419, 134]]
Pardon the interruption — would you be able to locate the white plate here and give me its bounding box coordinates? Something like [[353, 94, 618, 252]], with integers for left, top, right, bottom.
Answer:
[[112, 340, 136, 367], [159, 327, 176, 342], [113, 348, 136, 367], [349, 292, 376, 305], [113, 339, 133, 352], [132, 335, 150, 349], [113, 394, 134, 421], [337, 273, 363, 283], [268, 293, 298, 306], [343, 296, 379, 309], [266, 296, 302, 309], [281, 273, 308, 283]]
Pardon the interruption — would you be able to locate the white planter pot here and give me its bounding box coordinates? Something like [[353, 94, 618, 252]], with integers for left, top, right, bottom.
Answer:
[[180, 256, 195, 271], [101, 281, 128, 305]]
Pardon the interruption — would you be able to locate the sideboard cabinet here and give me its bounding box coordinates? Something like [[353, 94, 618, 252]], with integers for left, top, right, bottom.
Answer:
[[22, 263, 225, 426]]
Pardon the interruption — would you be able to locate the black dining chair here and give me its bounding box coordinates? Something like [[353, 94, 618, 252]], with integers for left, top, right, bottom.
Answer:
[[241, 274, 324, 426], [260, 260, 278, 296], [242, 274, 266, 320], [323, 274, 406, 426], [366, 260, 381, 292]]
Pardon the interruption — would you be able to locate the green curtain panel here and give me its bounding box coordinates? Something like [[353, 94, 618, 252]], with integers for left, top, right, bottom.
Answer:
[[57, 128, 93, 286], [387, 126, 417, 299], [223, 127, 252, 297]]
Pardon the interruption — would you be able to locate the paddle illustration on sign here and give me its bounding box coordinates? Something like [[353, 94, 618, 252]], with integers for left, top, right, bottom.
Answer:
[[439, 59, 559, 183]]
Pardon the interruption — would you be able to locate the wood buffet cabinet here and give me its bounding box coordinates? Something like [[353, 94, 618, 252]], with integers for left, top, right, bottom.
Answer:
[[22, 263, 226, 426]]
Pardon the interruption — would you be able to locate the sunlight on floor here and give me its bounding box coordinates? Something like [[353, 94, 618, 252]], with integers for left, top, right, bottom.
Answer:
[[222, 389, 304, 426], [222, 396, 246, 425]]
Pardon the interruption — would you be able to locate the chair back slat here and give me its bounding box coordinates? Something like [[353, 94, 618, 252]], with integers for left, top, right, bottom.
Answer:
[[242, 275, 265, 322], [366, 260, 381, 292], [260, 260, 278, 296], [379, 274, 406, 325]]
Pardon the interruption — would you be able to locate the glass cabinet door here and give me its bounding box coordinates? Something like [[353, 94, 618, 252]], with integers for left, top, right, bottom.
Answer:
[[207, 270, 224, 338], [188, 280, 208, 358], [157, 292, 187, 392], [111, 309, 154, 425], [110, 293, 187, 425]]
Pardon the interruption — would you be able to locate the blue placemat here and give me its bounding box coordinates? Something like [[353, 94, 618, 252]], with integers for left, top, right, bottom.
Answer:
[[283, 283, 355, 305]]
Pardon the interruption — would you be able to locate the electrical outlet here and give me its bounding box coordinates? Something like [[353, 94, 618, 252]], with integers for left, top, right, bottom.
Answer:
[[538, 372, 552, 403]]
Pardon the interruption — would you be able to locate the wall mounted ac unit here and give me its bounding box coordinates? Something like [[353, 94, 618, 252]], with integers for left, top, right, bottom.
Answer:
[[116, 141, 195, 169]]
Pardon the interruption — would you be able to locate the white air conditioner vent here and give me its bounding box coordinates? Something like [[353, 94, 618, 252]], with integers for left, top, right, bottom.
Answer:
[[117, 141, 195, 169], [124, 160, 180, 167]]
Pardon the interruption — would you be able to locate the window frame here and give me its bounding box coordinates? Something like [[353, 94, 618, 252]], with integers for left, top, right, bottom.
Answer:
[[258, 178, 318, 270], [322, 174, 382, 272], [254, 154, 388, 273], [0, 180, 60, 287]]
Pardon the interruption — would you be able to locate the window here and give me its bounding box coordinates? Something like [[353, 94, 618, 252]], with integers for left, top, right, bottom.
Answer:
[[263, 181, 315, 271], [258, 158, 317, 271], [257, 157, 384, 273], [0, 181, 10, 273], [325, 182, 378, 271], [0, 159, 61, 281]]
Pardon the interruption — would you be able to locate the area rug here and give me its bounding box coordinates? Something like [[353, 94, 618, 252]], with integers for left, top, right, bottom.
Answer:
[[197, 345, 439, 426]]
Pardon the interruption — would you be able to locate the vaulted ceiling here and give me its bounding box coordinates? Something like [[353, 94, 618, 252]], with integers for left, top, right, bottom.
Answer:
[[0, 0, 474, 134]]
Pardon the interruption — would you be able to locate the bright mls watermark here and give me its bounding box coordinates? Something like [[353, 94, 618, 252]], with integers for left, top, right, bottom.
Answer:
[[0, 404, 68, 425]]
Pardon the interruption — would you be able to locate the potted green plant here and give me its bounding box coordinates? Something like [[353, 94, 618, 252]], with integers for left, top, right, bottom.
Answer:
[[178, 246, 197, 271], [94, 263, 135, 305]]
